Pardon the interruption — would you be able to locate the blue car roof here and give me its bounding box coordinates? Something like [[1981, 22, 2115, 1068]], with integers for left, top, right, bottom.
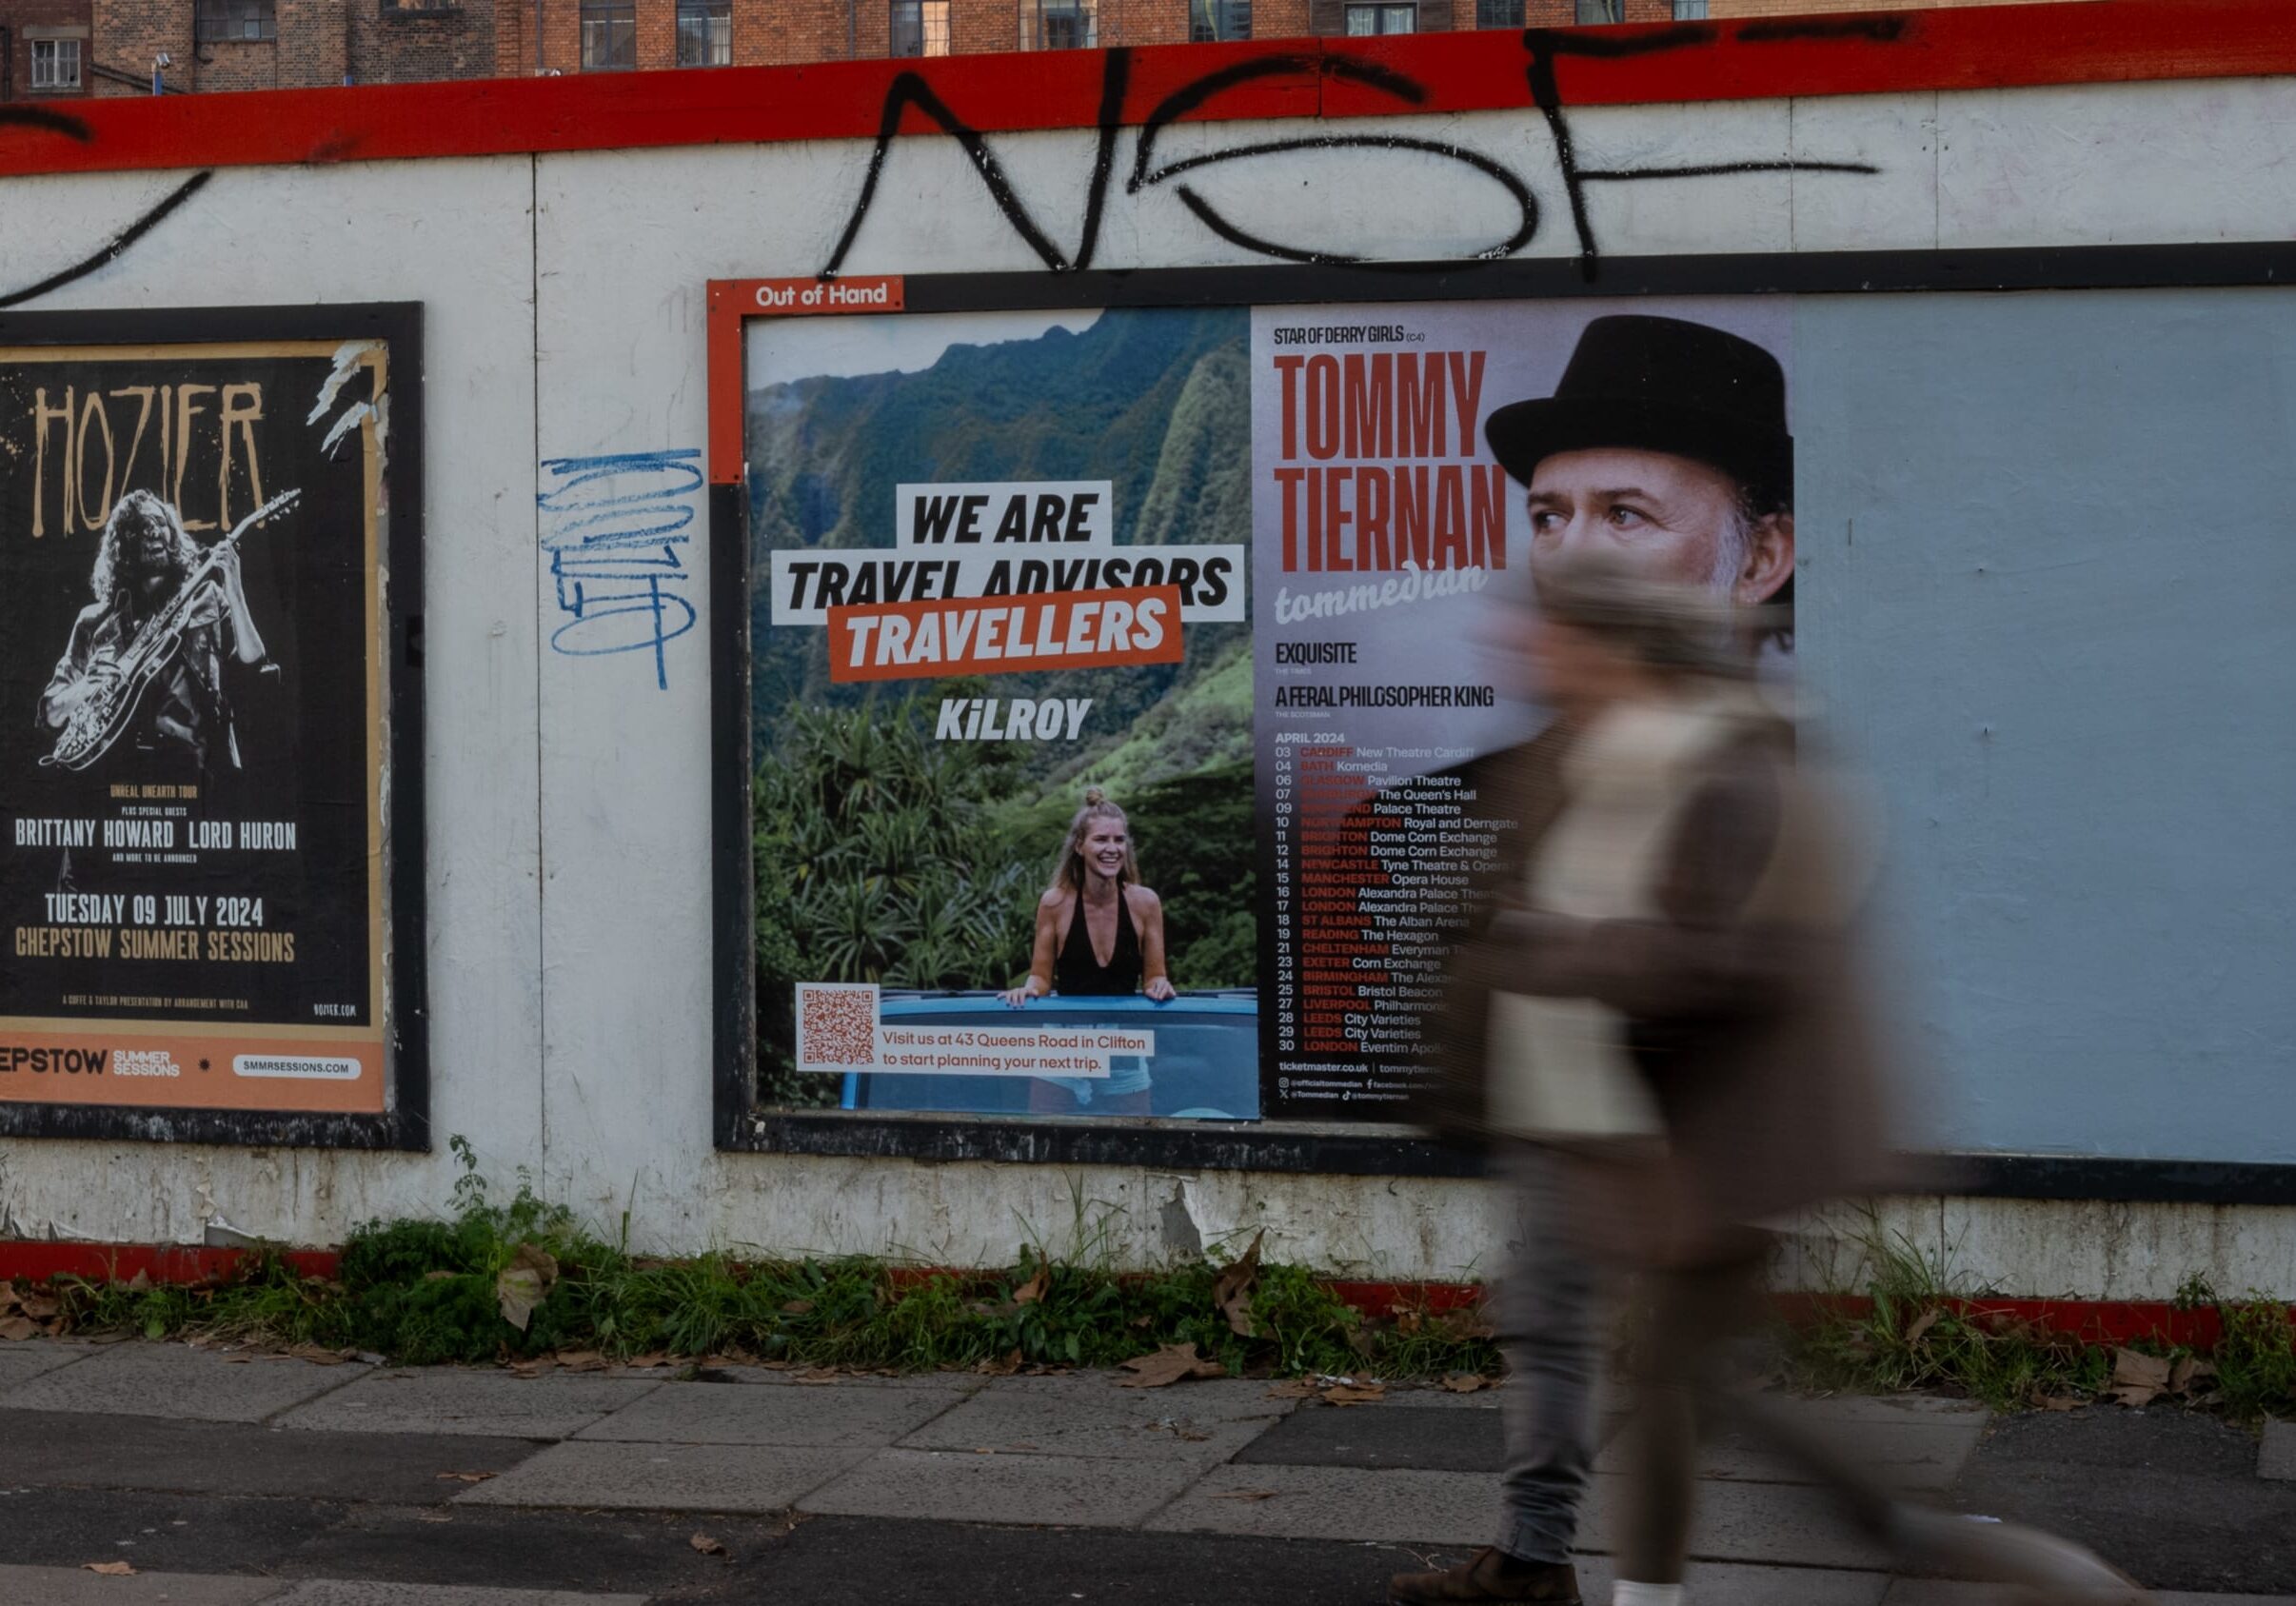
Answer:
[[878, 992, 1256, 1017]]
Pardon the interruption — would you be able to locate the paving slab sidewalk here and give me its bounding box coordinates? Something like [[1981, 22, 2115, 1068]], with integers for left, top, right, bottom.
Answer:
[[5, 1340, 2293, 1602], [2262, 1418, 2296, 1482], [281, 1369, 664, 1439], [1, 1341, 367, 1423], [0, 1573, 650, 1606]]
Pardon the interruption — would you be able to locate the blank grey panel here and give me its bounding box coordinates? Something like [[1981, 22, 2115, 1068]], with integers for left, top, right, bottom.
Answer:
[[1792, 288, 2296, 1163]]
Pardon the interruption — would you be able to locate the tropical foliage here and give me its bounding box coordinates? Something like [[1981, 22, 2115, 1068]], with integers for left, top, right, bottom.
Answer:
[[754, 698, 1036, 1106]]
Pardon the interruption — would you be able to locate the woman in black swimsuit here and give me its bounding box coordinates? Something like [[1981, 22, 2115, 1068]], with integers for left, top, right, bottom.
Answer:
[[1003, 787, 1175, 1115], [1005, 787, 1177, 1005]]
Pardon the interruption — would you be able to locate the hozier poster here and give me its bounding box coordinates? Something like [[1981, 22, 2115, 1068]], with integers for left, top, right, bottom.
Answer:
[[0, 332, 394, 1119], [748, 287, 1793, 1125]]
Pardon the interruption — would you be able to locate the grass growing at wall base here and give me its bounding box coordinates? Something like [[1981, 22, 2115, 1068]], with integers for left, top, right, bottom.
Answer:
[[40, 1154, 1500, 1379], [1778, 1232, 2296, 1422], [25, 1163, 2296, 1420]]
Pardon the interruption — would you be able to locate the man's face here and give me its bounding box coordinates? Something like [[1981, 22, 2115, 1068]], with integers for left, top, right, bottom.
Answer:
[[120, 513, 174, 590], [1525, 446, 1790, 606]]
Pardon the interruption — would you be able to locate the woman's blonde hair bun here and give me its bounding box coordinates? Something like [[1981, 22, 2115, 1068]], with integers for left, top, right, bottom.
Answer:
[[1082, 785, 1107, 807]]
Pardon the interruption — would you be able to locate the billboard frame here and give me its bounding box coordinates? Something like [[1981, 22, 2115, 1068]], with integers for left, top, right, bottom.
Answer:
[[710, 242, 2296, 1203], [0, 301, 429, 1154]]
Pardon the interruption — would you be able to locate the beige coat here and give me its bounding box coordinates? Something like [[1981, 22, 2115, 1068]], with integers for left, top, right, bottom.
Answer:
[[1426, 692, 1893, 1268]]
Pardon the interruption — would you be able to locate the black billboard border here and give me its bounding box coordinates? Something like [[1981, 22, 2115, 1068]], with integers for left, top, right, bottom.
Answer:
[[712, 242, 2296, 1206], [0, 301, 428, 1154]]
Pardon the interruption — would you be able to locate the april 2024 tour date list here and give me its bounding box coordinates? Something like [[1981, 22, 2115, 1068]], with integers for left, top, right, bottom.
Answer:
[[1259, 642, 1518, 1121]]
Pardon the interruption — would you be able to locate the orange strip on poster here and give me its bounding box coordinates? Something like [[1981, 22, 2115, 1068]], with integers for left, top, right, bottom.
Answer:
[[0, 1031, 386, 1114], [827, 585, 1186, 684]]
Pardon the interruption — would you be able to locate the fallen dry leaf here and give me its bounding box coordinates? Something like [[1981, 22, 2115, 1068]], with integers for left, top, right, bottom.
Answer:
[[1014, 1258, 1050, 1308], [1116, 1342, 1227, 1389], [1213, 1230, 1265, 1339], [125, 1271, 150, 1293], [2106, 1348, 2172, 1408], [436, 1471, 498, 1484], [497, 1243, 559, 1333], [781, 1299, 815, 1317], [1322, 1383, 1388, 1407], [1265, 1378, 1318, 1398], [0, 1279, 18, 1311], [1903, 1307, 1943, 1346], [555, 1351, 610, 1374], [690, 1532, 727, 1556], [17, 1291, 59, 1321], [624, 1352, 672, 1370], [287, 1343, 351, 1366], [1439, 1372, 1491, 1394], [0, 1317, 39, 1342], [1441, 1307, 1497, 1341], [82, 1560, 137, 1576], [975, 1348, 1024, 1377], [2034, 1392, 2086, 1412]]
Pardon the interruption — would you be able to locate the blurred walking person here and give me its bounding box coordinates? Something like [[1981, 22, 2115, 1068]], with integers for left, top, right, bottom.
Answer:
[[1394, 551, 2145, 1605]]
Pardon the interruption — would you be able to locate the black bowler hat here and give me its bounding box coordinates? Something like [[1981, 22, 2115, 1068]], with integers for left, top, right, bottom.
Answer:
[[1483, 315, 1793, 511]]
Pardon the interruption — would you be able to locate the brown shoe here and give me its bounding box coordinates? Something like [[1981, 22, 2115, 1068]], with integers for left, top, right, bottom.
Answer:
[[1388, 1548, 1581, 1603]]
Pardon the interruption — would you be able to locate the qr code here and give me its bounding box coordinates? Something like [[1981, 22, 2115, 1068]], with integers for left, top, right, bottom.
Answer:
[[796, 982, 879, 1069]]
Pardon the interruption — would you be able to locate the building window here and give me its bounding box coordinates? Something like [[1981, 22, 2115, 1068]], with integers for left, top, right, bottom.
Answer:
[[890, 0, 951, 55], [1190, 0, 1250, 41], [195, 0, 277, 41], [1475, 0, 1521, 27], [29, 38, 83, 89], [1673, 0, 1708, 15], [581, 0, 638, 69], [1034, 0, 1095, 50], [678, 0, 733, 65], [1343, 3, 1414, 34], [1574, 0, 1622, 21]]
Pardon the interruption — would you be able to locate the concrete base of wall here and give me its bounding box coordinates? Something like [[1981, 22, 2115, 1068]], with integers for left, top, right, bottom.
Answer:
[[4, 1143, 2288, 1302]]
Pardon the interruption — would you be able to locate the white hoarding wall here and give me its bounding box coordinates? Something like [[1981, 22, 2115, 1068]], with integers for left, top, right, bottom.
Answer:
[[0, 75, 2292, 1296]]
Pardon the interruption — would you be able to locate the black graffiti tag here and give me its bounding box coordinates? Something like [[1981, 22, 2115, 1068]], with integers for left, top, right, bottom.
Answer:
[[820, 27, 1890, 280], [0, 108, 214, 312]]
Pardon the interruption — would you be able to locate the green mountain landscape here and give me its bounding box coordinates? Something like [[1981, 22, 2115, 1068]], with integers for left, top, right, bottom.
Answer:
[[745, 304, 1253, 794], [744, 307, 1258, 1094]]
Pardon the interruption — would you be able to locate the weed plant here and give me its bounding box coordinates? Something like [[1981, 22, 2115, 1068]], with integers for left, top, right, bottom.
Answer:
[[1781, 1221, 2296, 1422], [47, 1144, 1500, 1378], [42, 1162, 2293, 1418]]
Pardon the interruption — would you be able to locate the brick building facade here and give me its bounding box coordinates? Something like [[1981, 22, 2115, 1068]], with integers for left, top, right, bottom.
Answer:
[[7, 0, 2081, 96], [75, 1, 510, 96], [501, 0, 2076, 69], [0, 0, 92, 101]]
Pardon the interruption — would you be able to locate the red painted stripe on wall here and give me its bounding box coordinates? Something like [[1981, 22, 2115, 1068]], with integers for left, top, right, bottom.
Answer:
[[5, 1243, 2288, 1355], [0, 2, 2290, 181], [0, 1242, 341, 1286]]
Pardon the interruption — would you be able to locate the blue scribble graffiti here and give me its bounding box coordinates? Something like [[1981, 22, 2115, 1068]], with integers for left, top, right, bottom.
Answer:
[[538, 448, 703, 691]]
